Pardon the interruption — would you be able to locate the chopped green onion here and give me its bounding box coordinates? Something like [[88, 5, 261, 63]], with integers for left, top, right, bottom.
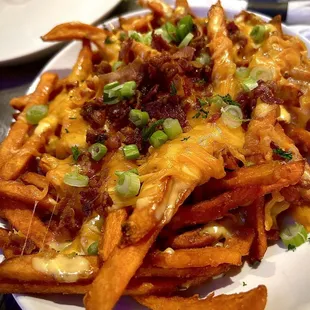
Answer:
[[176, 15, 193, 41], [280, 223, 308, 249], [115, 168, 139, 177], [143, 31, 152, 45], [104, 81, 120, 91], [178, 32, 194, 48], [26, 105, 48, 125], [142, 119, 165, 141], [123, 144, 140, 160], [250, 25, 266, 44], [235, 67, 250, 79], [88, 143, 107, 161], [116, 171, 140, 198], [129, 109, 149, 127], [87, 241, 99, 255], [250, 66, 274, 82], [163, 22, 178, 42], [170, 82, 177, 96], [64, 170, 89, 187], [120, 81, 137, 98], [241, 77, 258, 91], [219, 94, 240, 106], [273, 148, 292, 161], [221, 105, 243, 128], [196, 53, 211, 65], [128, 30, 144, 42], [154, 28, 172, 43], [112, 61, 124, 71], [149, 130, 168, 148], [163, 118, 183, 139], [71, 146, 81, 161], [209, 95, 226, 110]]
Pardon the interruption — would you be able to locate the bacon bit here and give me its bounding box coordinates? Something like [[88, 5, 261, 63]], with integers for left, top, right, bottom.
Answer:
[[86, 128, 107, 144], [105, 133, 122, 151], [81, 100, 106, 129], [151, 34, 171, 52], [208, 112, 221, 123], [119, 38, 134, 64], [93, 60, 112, 74]]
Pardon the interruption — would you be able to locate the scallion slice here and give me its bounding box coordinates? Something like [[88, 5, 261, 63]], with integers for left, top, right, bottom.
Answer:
[[123, 144, 140, 160], [104, 81, 120, 91], [154, 28, 172, 43], [178, 32, 194, 48], [235, 67, 250, 79], [26, 105, 48, 125], [87, 241, 98, 255], [280, 223, 308, 249], [164, 22, 178, 42], [250, 25, 266, 44], [149, 130, 168, 148], [163, 118, 183, 139], [120, 81, 137, 98], [250, 66, 274, 82], [64, 170, 89, 187], [196, 53, 211, 66], [112, 61, 124, 72], [115, 171, 140, 198], [176, 15, 193, 41], [241, 77, 258, 91], [88, 143, 107, 161], [129, 109, 149, 127], [128, 30, 144, 42], [221, 105, 243, 128]]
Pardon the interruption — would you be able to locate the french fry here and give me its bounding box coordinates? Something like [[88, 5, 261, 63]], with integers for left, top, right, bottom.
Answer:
[[42, 23, 107, 53], [10, 72, 58, 110], [169, 186, 261, 230], [21, 172, 49, 190], [99, 208, 127, 262], [138, 0, 173, 18], [84, 229, 160, 310], [0, 254, 99, 283], [246, 198, 267, 262], [147, 247, 242, 268], [0, 134, 45, 180], [167, 227, 216, 249], [136, 264, 231, 278], [286, 125, 310, 153], [0, 200, 53, 249], [0, 180, 56, 213], [224, 228, 255, 256], [135, 285, 268, 310], [0, 228, 9, 248]]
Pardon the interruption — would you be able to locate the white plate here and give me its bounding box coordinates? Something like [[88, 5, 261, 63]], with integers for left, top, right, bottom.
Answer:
[[3, 5, 310, 310], [0, 0, 121, 65]]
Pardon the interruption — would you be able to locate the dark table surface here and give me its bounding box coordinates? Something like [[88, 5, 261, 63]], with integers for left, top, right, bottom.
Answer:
[[0, 1, 138, 309]]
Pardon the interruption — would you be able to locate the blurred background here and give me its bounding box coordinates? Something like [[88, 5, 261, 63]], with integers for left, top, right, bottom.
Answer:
[[0, 0, 309, 309]]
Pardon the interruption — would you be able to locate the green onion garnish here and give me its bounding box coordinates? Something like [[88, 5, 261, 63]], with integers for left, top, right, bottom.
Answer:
[[273, 148, 292, 161], [88, 143, 107, 161], [120, 81, 137, 98], [280, 223, 308, 249], [115, 171, 140, 198], [149, 130, 168, 148], [250, 25, 266, 44], [112, 61, 124, 72], [71, 146, 81, 161], [104, 81, 120, 91], [241, 77, 258, 92], [176, 15, 193, 41], [163, 118, 183, 139], [64, 170, 89, 187], [250, 66, 274, 82], [123, 144, 140, 160], [154, 27, 172, 43], [25, 105, 48, 125], [196, 53, 211, 66], [218, 94, 240, 107], [221, 105, 243, 128], [141, 119, 165, 141], [235, 67, 250, 79], [163, 22, 178, 42], [87, 241, 99, 255], [129, 109, 149, 128], [128, 30, 144, 42], [178, 32, 194, 48]]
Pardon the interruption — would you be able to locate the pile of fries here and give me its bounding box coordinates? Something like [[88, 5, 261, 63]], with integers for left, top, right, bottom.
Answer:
[[1, 0, 310, 309]]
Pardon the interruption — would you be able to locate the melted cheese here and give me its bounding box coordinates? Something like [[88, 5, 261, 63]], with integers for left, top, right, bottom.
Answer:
[[200, 221, 232, 240], [291, 204, 310, 232], [32, 254, 92, 283]]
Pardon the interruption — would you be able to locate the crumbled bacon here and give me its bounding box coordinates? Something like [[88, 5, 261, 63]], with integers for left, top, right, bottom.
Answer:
[[86, 128, 107, 144], [81, 100, 106, 128], [106, 101, 131, 130], [151, 34, 171, 52], [93, 60, 112, 75], [121, 127, 143, 150], [80, 188, 99, 216], [119, 38, 134, 64]]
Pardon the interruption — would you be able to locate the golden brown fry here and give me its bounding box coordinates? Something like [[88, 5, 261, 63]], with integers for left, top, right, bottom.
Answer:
[[0, 228, 9, 248], [286, 125, 310, 153], [42, 22, 107, 53], [99, 208, 127, 262], [84, 229, 160, 310], [0, 200, 53, 248], [147, 247, 242, 268], [167, 227, 216, 249], [169, 186, 261, 230], [21, 172, 49, 190], [174, 0, 194, 18], [10, 72, 58, 110], [119, 14, 154, 32], [138, 0, 173, 18], [0, 254, 99, 283], [0, 180, 56, 212], [0, 134, 45, 181], [135, 285, 268, 310], [246, 198, 267, 262], [224, 228, 255, 256], [207, 1, 239, 97], [136, 264, 230, 278]]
